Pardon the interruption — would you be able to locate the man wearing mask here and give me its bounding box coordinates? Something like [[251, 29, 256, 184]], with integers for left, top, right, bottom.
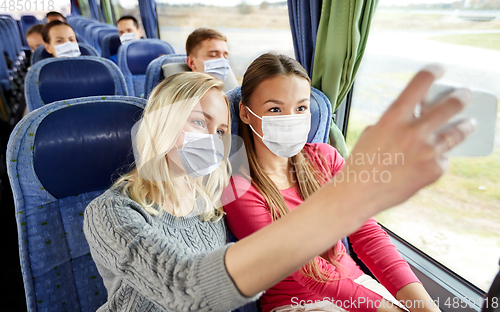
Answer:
[[161, 28, 237, 92], [46, 11, 66, 23], [106, 16, 143, 64], [117, 16, 143, 44], [185, 28, 237, 91]]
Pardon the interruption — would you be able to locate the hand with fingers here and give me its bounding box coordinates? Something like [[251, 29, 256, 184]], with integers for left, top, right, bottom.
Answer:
[[336, 64, 476, 214]]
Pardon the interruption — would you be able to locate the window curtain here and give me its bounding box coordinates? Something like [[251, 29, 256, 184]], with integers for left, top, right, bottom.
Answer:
[[287, 0, 322, 77], [70, 0, 81, 16], [311, 0, 379, 157], [88, 0, 100, 20], [100, 0, 114, 24], [139, 0, 159, 39]]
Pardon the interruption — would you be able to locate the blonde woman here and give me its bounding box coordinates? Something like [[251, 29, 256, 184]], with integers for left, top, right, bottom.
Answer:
[[84, 66, 475, 312]]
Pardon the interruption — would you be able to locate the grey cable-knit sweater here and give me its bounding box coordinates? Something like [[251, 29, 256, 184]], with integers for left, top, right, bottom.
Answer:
[[83, 187, 260, 312]]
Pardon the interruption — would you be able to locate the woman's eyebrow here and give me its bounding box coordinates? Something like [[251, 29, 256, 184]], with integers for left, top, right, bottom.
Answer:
[[192, 110, 228, 128], [263, 99, 284, 105]]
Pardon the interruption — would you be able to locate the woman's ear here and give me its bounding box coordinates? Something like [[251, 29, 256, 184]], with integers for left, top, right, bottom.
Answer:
[[239, 102, 251, 125]]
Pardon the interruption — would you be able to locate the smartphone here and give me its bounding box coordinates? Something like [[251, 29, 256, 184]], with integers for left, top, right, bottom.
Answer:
[[422, 82, 497, 157]]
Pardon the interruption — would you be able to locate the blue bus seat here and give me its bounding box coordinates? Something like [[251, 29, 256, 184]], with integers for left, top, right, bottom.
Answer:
[[95, 28, 118, 55], [144, 53, 187, 98], [7, 95, 146, 312], [0, 52, 9, 91], [76, 33, 88, 45], [0, 15, 23, 60], [117, 39, 175, 97], [20, 15, 40, 45], [31, 43, 100, 65], [25, 56, 128, 111], [101, 32, 121, 59], [87, 25, 116, 53]]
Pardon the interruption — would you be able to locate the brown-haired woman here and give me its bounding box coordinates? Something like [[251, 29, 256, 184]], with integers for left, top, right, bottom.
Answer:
[[223, 53, 443, 312]]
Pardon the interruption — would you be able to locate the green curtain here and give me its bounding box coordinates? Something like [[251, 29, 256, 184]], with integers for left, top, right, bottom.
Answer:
[[77, 0, 91, 19], [311, 0, 378, 158], [100, 0, 114, 24]]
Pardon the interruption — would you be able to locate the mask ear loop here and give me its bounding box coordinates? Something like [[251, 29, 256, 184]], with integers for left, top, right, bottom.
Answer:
[[245, 106, 264, 140]]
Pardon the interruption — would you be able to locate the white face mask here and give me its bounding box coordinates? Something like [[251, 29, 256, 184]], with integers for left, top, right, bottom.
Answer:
[[176, 131, 224, 177], [54, 41, 81, 58], [202, 57, 230, 82], [120, 32, 138, 43], [246, 107, 311, 158]]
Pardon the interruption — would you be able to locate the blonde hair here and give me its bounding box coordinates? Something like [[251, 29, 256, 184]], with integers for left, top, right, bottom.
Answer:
[[114, 72, 231, 222], [240, 53, 344, 281]]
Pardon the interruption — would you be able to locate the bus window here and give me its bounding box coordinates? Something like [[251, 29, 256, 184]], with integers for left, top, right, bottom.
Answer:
[[346, 1, 500, 292], [156, 1, 294, 83]]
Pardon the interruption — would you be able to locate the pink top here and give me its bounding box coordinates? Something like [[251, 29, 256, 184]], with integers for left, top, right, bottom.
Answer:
[[222, 143, 420, 312]]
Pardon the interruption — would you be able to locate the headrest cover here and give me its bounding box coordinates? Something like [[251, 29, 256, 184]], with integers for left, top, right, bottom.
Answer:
[[39, 60, 116, 104], [33, 102, 143, 199]]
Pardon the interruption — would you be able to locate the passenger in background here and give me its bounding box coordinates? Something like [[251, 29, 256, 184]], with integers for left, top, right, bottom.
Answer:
[[25, 24, 45, 52], [117, 15, 143, 43], [42, 21, 81, 58], [106, 15, 143, 63], [184, 28, 237, 91], [45, 11, 67, 23]]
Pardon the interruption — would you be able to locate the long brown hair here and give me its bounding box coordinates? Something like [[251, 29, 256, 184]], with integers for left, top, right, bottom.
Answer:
[[239, 53, 344, 282]]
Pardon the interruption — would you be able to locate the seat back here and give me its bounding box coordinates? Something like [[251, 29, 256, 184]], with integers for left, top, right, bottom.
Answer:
[[96, 28, 118, 53], [101, 32, 121, 59], [7, 95, 146, 312], [31, 43, 100, 65], [117, 39, 175, 97], [226, 86, 331, 144], [0, 16, 22, 61], [20, 15, 40, 44], [88, 25, 116, 54], [144, 54, 186, 98], [25, 56, 128, 111], [76, 33, 88, 44]]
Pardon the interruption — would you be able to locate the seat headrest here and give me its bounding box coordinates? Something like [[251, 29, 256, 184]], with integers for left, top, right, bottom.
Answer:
[[102, 33, 121, 58], [123, 39, 175, 75], [31, 96, 146, 199], [37, 58, 117, 104], [162, 62, 190, 80], [226, 86, 330, 144]]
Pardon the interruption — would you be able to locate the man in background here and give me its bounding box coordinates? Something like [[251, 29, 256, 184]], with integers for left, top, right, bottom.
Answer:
[[46, 11, 66, 23], [117, 16, 143, 43]]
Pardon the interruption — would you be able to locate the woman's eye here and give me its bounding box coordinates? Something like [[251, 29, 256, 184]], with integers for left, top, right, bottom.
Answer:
[[193, 119, 206, 128], [217, 129, 225, 136], [297, 106, 308, 112], [269, 107, 280, 113]]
